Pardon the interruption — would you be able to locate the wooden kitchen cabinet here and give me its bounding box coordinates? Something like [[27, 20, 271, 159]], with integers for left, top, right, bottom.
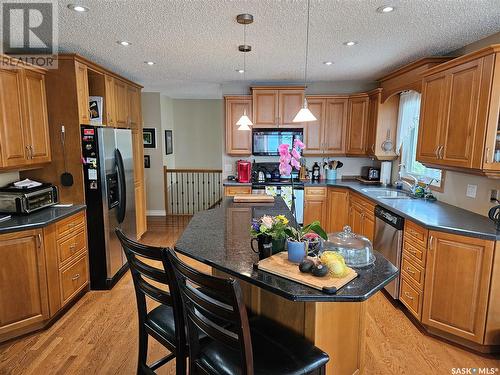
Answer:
[[224, 185, 252, 196], [127, 85, 141, 129], [0, 60, 51, 169], [417, 45, 500, 177], [23, 69, 51, 164], [132, 128, 147, 239], [303, 96, 348, 156], [0, 229, 49, 340], [346, 94, 369, 156], [422, 231, 494, 344], [348, 193, 375, 241], [104, 75, 116, 126], [252, 87, 304, 128], [303, 187, 328, 225], [326, 188, 349, 232], [75, 60, 90, 125], [113, 78, 129, 127], [225, 96, 252, 155]]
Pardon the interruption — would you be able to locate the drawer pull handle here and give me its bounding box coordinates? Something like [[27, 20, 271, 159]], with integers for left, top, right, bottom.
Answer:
[[72, 274, 81, 281], [404, 292, 414, 300], [69, 243, 77, 251], [406, 267, 415, 275], [68, 223, 75, 228]]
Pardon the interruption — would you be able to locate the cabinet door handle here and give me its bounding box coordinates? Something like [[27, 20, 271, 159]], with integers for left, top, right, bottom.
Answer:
[[25, 145, 31, 159], [438, 145, 444, 159], [37, 233, 42, 248], [435, 146, 440, 158], [429, 235, 434, 251], [404, 292, 414, 300], [72, 274, 81, 281], [485, 147, 491, 163], [371, 144, 375, 153]]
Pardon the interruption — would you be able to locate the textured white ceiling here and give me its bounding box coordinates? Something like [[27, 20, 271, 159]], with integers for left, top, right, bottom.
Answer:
[[57, 0, 500, 97]]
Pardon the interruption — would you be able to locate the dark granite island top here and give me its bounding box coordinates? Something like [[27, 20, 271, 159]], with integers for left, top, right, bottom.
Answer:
[[175, 197, 398, 302]]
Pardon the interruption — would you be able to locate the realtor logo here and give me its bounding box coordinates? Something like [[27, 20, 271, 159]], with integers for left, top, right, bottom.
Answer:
[[1, 0, 58, 68]]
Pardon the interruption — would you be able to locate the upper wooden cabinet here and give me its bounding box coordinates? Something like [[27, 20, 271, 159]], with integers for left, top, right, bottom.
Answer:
[[252, 87, 304, 128], [0, 61, 51, 170], [113, 79, 129, 128], [422, 231, 494, 344], [417, 45, 500, 177], [225, 96, 252, 155], [366, 89, 399, 160], [127, 85, 141, 129], [303, 97, 348, 156], [104, 75, 116, 127], [346, 94, 369, 156], [75, 61, 90, 125]]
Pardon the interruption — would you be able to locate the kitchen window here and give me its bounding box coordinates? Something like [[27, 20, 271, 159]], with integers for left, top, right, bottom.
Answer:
[[397, 91, 443, 189]]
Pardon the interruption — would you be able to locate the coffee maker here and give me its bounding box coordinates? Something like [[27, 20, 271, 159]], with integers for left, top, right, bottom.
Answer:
[[236, 160, 251, 183]]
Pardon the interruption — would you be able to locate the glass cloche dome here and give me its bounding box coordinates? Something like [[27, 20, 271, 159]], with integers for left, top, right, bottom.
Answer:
[[323, 226, 375, 267]]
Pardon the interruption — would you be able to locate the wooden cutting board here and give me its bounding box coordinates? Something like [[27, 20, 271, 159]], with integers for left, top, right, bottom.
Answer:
[[257, 252, 358, 294], [233, 195, 275, 203]]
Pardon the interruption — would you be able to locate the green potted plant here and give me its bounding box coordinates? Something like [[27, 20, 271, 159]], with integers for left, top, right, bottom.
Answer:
[[284, 221, 328, 263]]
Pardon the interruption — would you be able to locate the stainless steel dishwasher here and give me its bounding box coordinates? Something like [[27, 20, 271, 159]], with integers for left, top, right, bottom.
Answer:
[[374, 205, 404, 299]]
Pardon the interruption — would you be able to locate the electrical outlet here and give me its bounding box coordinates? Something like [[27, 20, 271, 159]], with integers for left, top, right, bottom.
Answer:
[[466, 184, 477, 198]]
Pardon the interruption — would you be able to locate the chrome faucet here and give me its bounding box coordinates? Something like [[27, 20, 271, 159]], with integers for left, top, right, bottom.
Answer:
[[401, 175, 419, 194]]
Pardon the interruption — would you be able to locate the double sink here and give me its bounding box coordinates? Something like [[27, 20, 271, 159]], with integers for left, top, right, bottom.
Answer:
[[361, 188, 413, 200]]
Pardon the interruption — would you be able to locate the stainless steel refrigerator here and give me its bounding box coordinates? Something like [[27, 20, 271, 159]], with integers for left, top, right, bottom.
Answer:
[[81, 126, 136, 289]]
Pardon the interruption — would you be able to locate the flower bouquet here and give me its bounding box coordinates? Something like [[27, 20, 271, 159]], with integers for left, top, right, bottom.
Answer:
[[250, 215, 290, 258]]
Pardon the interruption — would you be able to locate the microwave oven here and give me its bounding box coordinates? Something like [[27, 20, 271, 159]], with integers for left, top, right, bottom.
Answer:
[[252, 129, 303, 156]]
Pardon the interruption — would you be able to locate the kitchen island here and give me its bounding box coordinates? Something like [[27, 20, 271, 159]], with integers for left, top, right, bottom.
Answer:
[[175, 197, 398, 375]]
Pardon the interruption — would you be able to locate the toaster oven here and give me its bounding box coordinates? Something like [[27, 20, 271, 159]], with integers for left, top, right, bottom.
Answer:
[[0, 184, 59, 214]]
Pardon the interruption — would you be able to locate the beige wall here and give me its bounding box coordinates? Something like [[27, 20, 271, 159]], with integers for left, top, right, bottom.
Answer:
[[0, 172, 20, 187], [142, 92, 166, 215], [172, 99, 223, 169]]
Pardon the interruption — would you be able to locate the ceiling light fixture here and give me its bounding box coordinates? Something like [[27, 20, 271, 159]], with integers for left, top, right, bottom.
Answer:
[[145, 61, 155, 65], [323, 61, 333, 66], [293, 0, 317, 123], [236, 69, 245, 73], [236, 13, 254, 131], [117, 41, 131, 46], [344, 41, 358, 46], [67, 4, 89, 12], [376, 5, 395, 13]]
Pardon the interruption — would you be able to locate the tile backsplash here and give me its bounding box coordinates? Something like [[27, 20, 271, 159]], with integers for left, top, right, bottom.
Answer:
[[0, 172, 20, 186]]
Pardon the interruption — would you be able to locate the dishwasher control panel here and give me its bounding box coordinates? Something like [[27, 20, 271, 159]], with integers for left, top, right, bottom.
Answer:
[[374, 206, 404, 229]]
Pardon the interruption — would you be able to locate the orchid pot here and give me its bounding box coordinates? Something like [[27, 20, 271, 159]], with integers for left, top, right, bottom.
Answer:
[[287, 239, 308, 263], [283, 221, 328, 263]]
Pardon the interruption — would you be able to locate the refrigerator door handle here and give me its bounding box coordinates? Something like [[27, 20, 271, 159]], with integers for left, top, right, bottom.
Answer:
[[115, 148, 127, 224]]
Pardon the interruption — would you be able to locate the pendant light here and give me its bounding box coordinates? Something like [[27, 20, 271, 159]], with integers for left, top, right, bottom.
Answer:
[[236, 13, 254, 131], [293, 0, 317, 123]]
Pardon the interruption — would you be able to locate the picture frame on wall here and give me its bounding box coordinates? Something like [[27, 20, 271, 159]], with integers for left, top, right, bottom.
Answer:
[[165, 130, 173, 155], [143, 128, 156, 148], [144, 155, 151, 168]]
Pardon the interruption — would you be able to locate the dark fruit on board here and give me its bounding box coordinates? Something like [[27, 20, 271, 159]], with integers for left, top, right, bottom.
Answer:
[[312, 264, 329, 277], [299, 259, 314, 273]]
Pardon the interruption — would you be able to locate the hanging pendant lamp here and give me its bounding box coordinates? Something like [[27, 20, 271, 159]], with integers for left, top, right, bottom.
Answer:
[[236, 14, 254, 131], [293, 0, 316, 123]]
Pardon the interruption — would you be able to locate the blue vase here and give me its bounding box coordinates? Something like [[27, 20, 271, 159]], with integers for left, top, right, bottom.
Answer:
[[287, 240, 307, 263]]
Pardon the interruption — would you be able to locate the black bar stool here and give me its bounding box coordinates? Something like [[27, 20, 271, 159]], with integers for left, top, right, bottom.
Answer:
[[162, 248, 330, 375], [115, 229, 186, 375]]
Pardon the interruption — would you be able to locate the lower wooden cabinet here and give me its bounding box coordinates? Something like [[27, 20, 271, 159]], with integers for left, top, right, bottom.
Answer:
[[0, 229, 49, 340], [0, 211, 89, 343], [422, 231, 494, 344], [349, 193, 375, 241], [303, 187, 328, 226], [132, 128, 147, 239], [326, 188, 349, 233], [224, 185, 252, 196]]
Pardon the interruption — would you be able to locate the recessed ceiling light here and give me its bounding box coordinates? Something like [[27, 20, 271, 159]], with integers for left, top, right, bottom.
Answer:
[[117, 41, 131, 47], [67, 4, 89, 12], [343, 41, 358, 46], [377, 5, 395, 13], [236, 69, 245, 73], [323, 61, 333, 66], [145, 61, 155, 65]]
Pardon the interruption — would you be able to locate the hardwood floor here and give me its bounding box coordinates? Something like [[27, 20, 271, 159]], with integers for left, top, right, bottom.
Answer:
[[0, 215, 498, 374]]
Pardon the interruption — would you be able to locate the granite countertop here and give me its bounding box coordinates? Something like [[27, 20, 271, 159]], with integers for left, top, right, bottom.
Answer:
[[306, 180, 500, 241], [175, 197, 398, 302], [224, 178, 500, 240], [0, 205, 86, 234]]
